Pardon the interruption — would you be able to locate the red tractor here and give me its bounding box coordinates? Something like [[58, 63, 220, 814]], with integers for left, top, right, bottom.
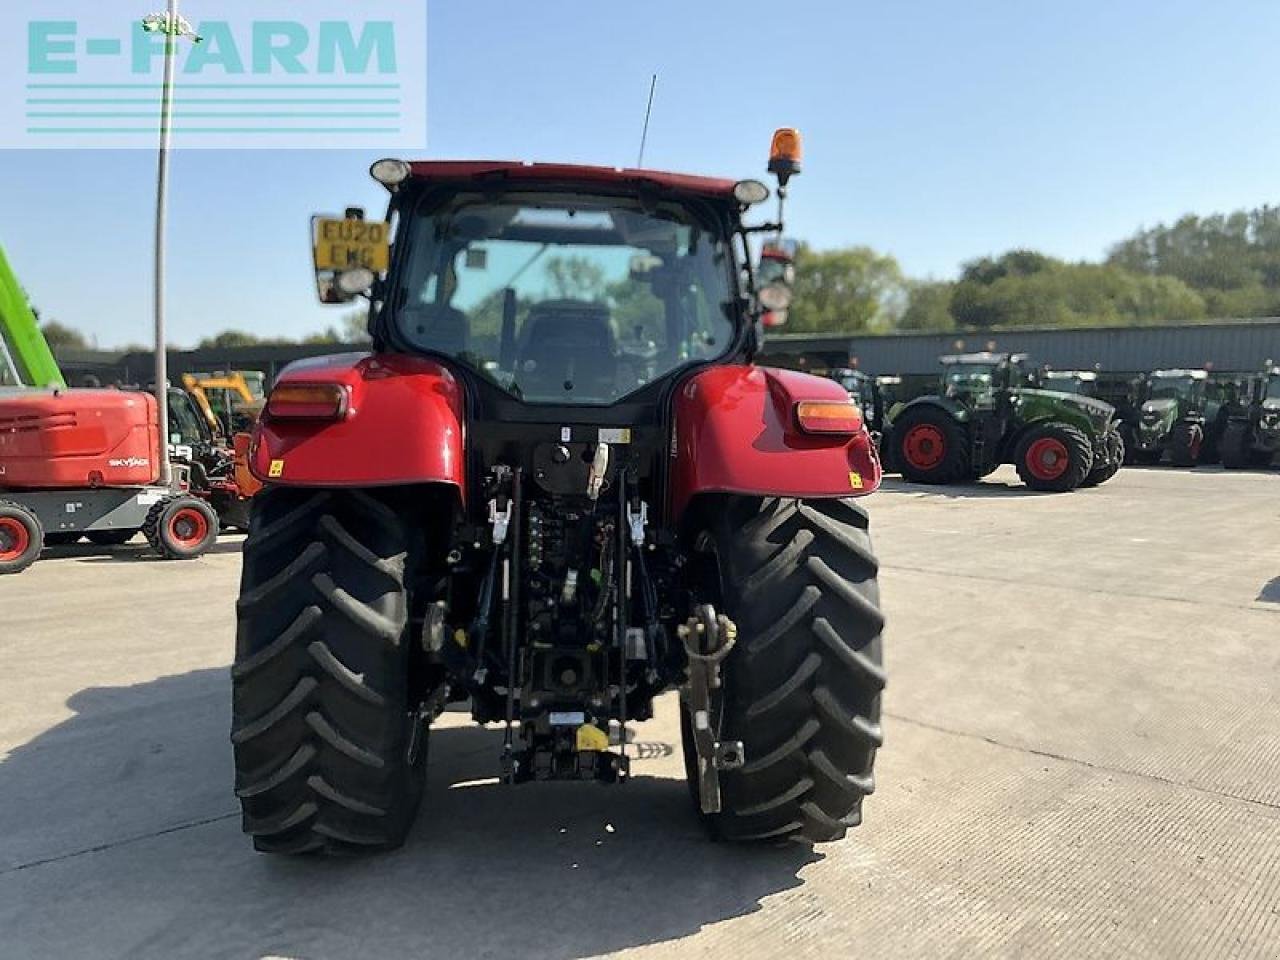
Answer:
[[231, 131, 887, 854], [0, 387, 220, 573]]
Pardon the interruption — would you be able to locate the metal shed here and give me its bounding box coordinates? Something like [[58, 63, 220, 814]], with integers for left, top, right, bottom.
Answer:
[[762, 318, 1280, 376]]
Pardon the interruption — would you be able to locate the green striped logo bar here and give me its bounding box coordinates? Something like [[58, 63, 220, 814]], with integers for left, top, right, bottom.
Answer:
[[6, 1, 426, 149]]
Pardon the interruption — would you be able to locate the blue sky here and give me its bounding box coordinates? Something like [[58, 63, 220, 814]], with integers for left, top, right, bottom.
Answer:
[[1, 0, 1277, 348]]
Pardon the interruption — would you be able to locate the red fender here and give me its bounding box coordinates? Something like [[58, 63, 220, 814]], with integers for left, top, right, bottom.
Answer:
[[669, 365, 881, 519], [250, 353, 465, 496]]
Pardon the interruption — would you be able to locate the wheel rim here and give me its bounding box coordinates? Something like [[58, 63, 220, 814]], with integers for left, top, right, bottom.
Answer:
[[168, 508, 210, 548], [1189, 429, 1203, 458], [0, 517, 31, 562], [1026, 437, 1071, 481], [902, 424, 946, 470]]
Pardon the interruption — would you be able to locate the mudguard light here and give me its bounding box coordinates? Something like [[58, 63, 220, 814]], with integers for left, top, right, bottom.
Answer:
[[796, 401, 863, 435], [267, 384, 349, 420]]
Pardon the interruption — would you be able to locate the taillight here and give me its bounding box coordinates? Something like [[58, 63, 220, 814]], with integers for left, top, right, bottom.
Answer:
[[266, 383, 349, 420], [795, 400, 863, 435]]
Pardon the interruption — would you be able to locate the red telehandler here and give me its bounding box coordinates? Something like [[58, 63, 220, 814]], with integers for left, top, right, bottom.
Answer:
[[231, 130, 887, 854]]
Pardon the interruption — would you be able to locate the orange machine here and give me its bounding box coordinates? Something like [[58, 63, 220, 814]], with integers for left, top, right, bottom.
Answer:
[[0, 389, 159, 489]]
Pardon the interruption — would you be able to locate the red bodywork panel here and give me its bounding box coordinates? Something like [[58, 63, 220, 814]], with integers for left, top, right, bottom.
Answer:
[[407, 161, 738, 200], [669, 366, 882, 519], [0, 389, 159, 490], [250, 353, 465, 494]]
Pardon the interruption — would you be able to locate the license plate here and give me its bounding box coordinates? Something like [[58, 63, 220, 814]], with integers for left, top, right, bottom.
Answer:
[[312, 217, 391, 272], [549, 711, 586, 727]]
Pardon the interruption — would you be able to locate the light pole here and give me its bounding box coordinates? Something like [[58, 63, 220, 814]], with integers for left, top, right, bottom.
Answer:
[[142, 3, 200, 486]]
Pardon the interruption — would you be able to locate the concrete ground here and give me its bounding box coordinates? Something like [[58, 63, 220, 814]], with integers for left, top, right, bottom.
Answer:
[[1, 465, 1278, 959]]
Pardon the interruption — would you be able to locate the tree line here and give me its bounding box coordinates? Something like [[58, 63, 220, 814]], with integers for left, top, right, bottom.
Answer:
[[788, 204, 1280, 333], [40, 310, 371, 353]]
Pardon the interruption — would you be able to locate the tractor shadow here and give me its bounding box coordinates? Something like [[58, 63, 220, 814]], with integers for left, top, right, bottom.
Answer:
[[1257, 577, 1280, 605], [41, 536, 245, 564], [877, 476, 1058, 499], [0, 668, 818, 960]]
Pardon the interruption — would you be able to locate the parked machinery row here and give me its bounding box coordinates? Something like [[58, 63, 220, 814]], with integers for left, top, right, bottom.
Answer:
[[814, 357, 1279, 491], [1036, 363, 1279, 470]]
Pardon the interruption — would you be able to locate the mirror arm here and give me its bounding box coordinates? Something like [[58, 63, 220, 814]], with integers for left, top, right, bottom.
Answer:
[[741, 222, 783, 235]]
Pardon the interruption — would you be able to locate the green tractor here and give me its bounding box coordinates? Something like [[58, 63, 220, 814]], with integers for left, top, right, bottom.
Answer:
[[883, 352, 1124, 492], [826, 367, 887, 437], [1129, 369, 1235, 467], [1221, 364, 1280, 469], [1038, 368, 1145, 463]]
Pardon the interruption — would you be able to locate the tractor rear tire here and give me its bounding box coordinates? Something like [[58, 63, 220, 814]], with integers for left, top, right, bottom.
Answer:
[[1220, 421, 1251, 470], [1081, 431, 1124, 488], [143, 496, 220, 560], [231, 489, 427, 855], [86, 529, 138, 547], [1169, 421, 1204, 467], [1118, 423, 1138, 465], [0, 501, 43, 575], [892, 406, 971, 485], [1014, 422, 1093, 492], [688, 496, 885, 844]]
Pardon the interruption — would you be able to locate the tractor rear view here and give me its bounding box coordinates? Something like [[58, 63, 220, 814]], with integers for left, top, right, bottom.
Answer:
[[1221, 364, 1280, 469], [230, 132, 887, 855], [882, 353, 1123, 492], [1130, 370, 1233, 466]]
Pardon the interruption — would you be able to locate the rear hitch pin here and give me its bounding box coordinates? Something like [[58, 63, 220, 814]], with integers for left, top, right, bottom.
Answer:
[[488, 498, 513, 545], [561, 569, 579, 605], [679, 605, 742, 814], [626, 500, 648, 545], [587, 442, 610, 500]]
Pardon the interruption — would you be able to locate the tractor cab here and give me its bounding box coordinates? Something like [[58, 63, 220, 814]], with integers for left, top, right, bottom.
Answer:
[[1144, 369, 1207, 408], [938, 352, 1034, 409], [1040, 369, 1099, 397], [1261, 368, 1280, 402], [166, 386, 214, 455]]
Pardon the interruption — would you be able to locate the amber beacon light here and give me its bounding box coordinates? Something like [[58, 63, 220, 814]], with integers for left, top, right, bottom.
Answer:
[[768, 127, 803, 185]]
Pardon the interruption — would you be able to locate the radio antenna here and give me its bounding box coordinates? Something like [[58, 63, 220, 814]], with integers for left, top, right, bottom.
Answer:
[[637, 74, 657, 168]]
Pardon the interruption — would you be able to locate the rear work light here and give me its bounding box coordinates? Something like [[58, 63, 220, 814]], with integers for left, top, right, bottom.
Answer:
[[266, 384, 349, 420], [795, 401, 864, 435]]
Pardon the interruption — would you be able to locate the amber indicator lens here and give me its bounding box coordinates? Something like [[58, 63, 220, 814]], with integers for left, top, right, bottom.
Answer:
[[267, 384, 349, 420], [795, 401, 863, 435]]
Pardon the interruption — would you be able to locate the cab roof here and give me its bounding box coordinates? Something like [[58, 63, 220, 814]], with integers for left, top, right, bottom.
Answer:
[[1045, 370, 1098, 381], [939, 352, 1031, 366], [405, 161, 739, 200]]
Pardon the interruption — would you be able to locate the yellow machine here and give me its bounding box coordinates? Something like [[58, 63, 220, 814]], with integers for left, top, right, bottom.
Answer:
[[181, 371, 265, 438]]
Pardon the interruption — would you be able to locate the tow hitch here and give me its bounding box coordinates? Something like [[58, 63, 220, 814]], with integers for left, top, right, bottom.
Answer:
[[679, 604, 742, 814]]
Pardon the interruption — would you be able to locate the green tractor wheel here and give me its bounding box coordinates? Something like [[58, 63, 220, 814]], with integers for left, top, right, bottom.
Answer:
[[1081, 431, 1124, 488], [891, 406, 971, 485], [1117, 424, 1138, 465], [1014, 423, 1093, 492], [1220, 421, 1251, 470]]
